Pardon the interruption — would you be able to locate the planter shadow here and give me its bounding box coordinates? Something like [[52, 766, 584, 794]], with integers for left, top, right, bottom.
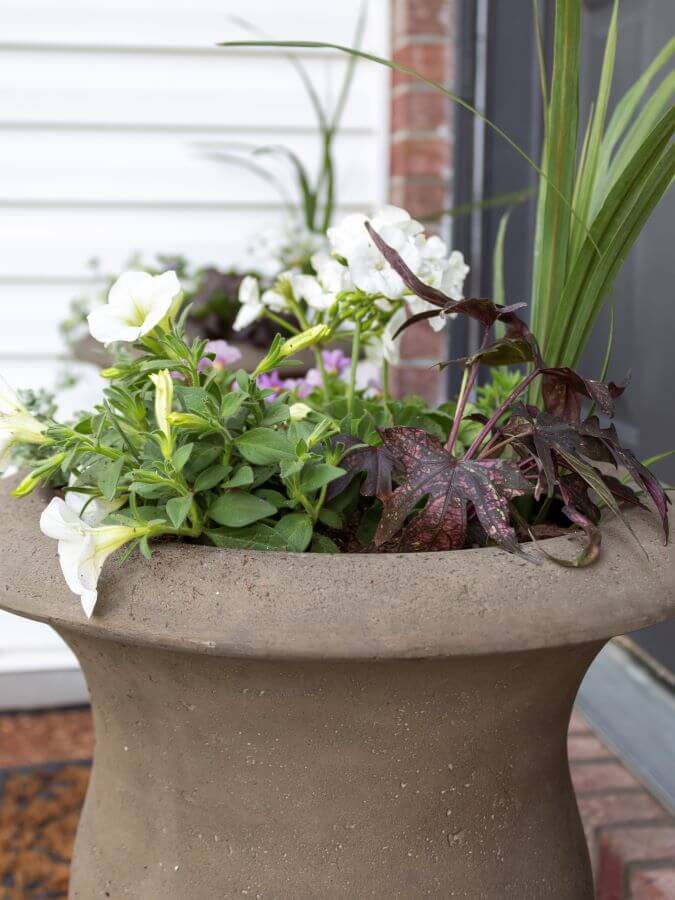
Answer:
[[1, 478, 673, 899]]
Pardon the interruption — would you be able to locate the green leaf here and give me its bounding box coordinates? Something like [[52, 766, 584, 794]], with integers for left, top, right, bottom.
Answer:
[[139, 536, 153, 561], [193, 463, 231, 492], [224, 465, 254, 489], [317, 507, 343, 530], [275, 513, 313, 552], [279, 458, 306, 479], [166, 495, 193, 529], [311, 533, 340, 553], [299, 463, 346, 494], [96, 456, 125, 501], [220, 391, 246, 421], [175, 385, 213, 416], [172, 443, 194, 472], [235, 428, 295, 465], [206, 524, 288, 551], [184, 441, 224, 476], [262, 403, 290, 426], [208, 490, 277, 527], [255, 489, 291, 509]]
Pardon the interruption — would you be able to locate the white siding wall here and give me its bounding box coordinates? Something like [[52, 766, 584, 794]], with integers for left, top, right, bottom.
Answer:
[[0, 0, 390, 696]]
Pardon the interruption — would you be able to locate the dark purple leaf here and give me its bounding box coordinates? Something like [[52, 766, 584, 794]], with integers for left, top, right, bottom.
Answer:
[[536, 505, 602, 568], [326, 435, 395, 502], [365, 222, 527, 331], [578, 417, 670, 541], [439, 336, 536, 370], [374, 427, 530, 553], [541, 367, 626, 421]]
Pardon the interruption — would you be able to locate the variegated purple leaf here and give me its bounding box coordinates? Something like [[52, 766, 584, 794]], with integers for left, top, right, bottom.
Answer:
[[374, 427, 530, 553]]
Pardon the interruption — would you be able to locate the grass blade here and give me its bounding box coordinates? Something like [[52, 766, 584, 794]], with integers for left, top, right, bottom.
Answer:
[[569, 0, 618, 260], [598, 35, 675, 176], [531, 0, 581, 349], [547, 108, 675, 366], [219, 38, 596, 244]]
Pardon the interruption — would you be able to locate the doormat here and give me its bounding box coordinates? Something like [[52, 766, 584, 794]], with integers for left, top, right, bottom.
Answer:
[[0, 761, 90, 899]]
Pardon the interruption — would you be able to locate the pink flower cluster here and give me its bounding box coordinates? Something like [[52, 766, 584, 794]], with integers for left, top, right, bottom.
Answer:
[[256, 349, 352, 399]]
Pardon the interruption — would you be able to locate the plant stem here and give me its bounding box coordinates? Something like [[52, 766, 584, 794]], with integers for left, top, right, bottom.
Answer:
[[314, 347, 331, 400], [447, 327, 490, 454], [347, 320, 362, 420], [265, 311, 299, 335], [381, 359, 393, 425], [464, 369, 541, 460]]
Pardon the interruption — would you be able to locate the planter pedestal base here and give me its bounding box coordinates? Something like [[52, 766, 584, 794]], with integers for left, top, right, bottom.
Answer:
[[63, 628, 598, 900]]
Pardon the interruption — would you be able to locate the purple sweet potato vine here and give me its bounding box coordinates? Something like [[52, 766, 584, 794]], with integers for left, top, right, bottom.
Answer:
[[337, 224, 670, 564]]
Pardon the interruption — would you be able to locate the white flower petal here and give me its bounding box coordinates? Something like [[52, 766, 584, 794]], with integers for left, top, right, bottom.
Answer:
[[233, 301, 262, 331], [80, 589, 99, 619], [87, 306, 142, 344], [40, 497, 86, 542]]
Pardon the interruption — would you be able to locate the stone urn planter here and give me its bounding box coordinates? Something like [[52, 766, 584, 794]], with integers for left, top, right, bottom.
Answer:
[[2, 478, 674, 899]]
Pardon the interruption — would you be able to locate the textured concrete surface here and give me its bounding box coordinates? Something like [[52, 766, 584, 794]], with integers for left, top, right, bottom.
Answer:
[[1, 479, 673, 898]]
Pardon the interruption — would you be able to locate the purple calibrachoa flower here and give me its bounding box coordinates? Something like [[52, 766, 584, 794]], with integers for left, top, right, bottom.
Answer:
[[198, 340, 242, 372], [256, 371, 313, 400], [321, 349, 351, 376]]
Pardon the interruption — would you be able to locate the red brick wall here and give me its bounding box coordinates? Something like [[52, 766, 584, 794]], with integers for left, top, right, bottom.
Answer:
[[389, 0, 455, 404]]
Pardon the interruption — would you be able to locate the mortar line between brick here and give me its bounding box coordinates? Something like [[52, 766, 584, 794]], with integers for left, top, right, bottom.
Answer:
[[392, 129, 451, 142], [393, 36, 448, 51]]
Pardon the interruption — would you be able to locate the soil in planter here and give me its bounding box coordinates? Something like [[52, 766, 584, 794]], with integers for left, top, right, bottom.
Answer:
[[0, 763, 90, 899]]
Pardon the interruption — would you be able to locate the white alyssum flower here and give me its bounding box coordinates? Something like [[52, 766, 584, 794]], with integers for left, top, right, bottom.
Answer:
[[0, 376, 48, 471], [234, 275, 288, 332], [88, 271, 182, 345], [40, 497, 148, 618]]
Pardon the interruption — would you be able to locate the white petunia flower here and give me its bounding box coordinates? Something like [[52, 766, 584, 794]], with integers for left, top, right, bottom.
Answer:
[[87, 271, 182, 345], [311, 251, 354, 296], [292, 274, 335, 311], [234, 276, 264, 331], [328, 206, 425, 300], [40, 497, 149, 618], [441, 250, 470, 299], [66, 478, 125, 527], [0, 376, 49, 472], [408, 250, 470, 332], [234, 274, 292, 332]]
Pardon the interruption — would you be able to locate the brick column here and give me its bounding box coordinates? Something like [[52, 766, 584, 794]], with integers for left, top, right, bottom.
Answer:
[[389, 0, 456, 404]]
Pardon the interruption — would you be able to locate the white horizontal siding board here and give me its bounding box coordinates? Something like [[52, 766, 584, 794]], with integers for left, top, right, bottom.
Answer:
[[0, 283, 94, 355], [0, 131, 378, 206], [1, 0, 376, 49], [0, 205, 376, 279], [0, 51, 381, 130]]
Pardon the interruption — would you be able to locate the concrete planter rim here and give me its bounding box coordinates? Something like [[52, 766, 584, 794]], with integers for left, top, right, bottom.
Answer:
[[1, 478, 673, 660]]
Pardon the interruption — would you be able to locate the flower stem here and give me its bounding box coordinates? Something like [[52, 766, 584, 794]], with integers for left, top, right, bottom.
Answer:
[[315, 347, 331, 401], [265, 311, 299, 335], [347, 320, 362, 420], [382, 359, 392, 425]]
